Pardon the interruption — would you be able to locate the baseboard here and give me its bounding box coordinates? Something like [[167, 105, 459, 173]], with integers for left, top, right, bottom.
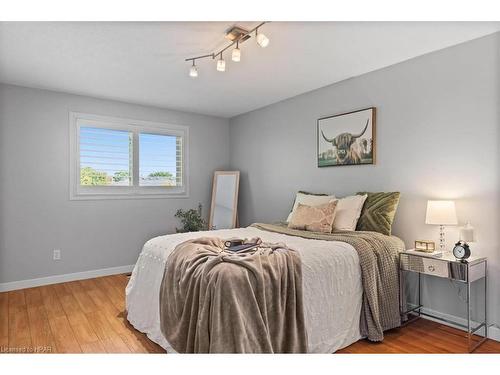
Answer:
[[419, 307, 500, 342], [0, 264, 135, 292]]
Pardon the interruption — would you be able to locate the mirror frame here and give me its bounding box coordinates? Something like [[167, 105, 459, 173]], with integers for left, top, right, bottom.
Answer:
[[208, 171, 240, 230]]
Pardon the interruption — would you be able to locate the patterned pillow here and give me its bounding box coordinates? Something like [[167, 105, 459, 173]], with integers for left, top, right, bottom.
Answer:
[[288, 201, 338, 233], [286, 191, 336, 222], [356, 192, 401, 235]]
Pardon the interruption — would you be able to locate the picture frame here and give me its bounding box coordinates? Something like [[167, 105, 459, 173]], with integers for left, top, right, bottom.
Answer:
[[415, 240, 436, 253], [317, 107, 376, 167]]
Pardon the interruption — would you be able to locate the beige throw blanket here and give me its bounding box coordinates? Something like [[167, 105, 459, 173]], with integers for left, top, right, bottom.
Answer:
[[159, 237, 307, 353], [251, 223, 404, 341]]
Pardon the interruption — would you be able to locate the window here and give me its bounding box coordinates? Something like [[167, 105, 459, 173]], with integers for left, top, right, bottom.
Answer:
[[79, 127, 132, 187], [70, 112, 188, 199], [139, 133, 182, 187]]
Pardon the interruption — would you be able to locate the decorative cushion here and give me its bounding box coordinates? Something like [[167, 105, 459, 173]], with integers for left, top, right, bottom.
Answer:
[[288, 201, 338, 233], [356, 192, 401, 235], [332, 194, 368, 231], [286, 191, 336, 222]]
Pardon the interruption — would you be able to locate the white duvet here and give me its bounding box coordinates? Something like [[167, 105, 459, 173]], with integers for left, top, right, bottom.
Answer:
[[125, 227, 363, 353]]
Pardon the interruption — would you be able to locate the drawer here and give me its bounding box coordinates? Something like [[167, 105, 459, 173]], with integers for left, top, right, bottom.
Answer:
[[400, 254, 449, 278], [422, 258, 449, 278]]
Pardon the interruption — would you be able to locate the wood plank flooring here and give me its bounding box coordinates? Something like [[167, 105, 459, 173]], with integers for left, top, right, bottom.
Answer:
[[338, 318, 500, 353], [0, 273, 499, 354], [0, 274, 164, 353]]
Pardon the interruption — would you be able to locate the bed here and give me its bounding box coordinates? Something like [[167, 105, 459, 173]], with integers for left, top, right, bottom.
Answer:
[[126, 222, 404, 353]]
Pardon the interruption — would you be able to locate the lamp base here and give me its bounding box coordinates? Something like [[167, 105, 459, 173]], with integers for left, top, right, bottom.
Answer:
[[439, 224, 445, 251]]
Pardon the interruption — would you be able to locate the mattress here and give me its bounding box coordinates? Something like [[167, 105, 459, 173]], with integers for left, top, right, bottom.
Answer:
[[125, 226, 363, 353]]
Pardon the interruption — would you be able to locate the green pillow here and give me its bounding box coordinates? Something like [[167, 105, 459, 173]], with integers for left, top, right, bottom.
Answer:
[[356, 192, 401, 235]]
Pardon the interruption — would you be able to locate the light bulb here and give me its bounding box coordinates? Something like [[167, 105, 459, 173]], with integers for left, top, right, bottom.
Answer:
[[189, 64, 198, 78], [256, 32, 269, 48], [232, 46, 241, 62], [216, 56, 225, 72]]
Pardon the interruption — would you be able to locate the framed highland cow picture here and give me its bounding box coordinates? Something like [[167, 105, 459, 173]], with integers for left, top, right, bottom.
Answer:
[[317, 107, 376, 167]]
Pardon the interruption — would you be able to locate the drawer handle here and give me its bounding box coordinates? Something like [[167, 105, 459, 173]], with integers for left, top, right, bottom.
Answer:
[[427, 265, 435, 272]]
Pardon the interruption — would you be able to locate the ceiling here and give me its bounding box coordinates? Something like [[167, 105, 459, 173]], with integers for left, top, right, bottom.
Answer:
[[1, 22, 499, 118]]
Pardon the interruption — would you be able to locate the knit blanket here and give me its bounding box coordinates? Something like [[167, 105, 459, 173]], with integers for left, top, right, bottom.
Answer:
[[251, 223, 404, 341]]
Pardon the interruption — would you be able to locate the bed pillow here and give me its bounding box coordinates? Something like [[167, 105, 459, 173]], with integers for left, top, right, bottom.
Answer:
[[332, 194, 368, 231], [288, 201, 338, 233], [286, 191, 336, 222], [356, 192, 401, 235]]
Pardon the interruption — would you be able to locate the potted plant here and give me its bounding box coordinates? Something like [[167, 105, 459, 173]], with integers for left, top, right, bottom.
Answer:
[[174, 203, 208, 233]]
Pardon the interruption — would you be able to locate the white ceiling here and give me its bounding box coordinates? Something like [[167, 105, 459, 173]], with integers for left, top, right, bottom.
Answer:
[[1, 22, 499, 118]]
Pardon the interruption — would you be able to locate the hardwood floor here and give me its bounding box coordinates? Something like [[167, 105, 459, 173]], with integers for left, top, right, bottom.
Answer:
[[1, 273, 499, 354], [0, 274, 164, 353], [338, 318, 500, 354]]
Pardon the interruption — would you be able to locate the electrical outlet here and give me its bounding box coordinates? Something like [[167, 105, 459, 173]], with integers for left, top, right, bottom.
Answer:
[[53, 249, 61, 261]]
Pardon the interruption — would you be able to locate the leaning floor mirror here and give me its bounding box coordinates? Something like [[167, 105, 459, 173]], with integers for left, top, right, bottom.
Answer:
[[209, 171, 240, 230]]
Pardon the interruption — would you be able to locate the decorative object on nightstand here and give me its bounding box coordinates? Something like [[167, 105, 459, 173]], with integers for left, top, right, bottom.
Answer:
[[452, 241, 471, 262], [460, 222, 475, 243], [399, 250, 488, 352], [453, 222, 475, 262], [425, 200, 458, 251], [414, 240, 436, 253]]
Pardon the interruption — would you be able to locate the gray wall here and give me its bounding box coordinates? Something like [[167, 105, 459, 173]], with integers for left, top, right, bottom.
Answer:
[[0, 84, 230, 283], [229, 33, 500, 329]]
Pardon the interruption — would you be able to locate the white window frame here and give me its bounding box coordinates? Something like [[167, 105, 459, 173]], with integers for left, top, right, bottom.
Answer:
[[69, 112, 189, 200]]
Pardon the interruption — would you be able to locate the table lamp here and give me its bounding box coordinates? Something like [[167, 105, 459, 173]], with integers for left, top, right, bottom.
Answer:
[[425, 200, 458, 251]]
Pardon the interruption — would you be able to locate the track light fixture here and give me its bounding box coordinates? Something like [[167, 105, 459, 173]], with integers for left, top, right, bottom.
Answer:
[[255, 28, 269, 48], [232, 41, 241, 62], [189, 60, 198, 77], [186, 22, 269, 78], [216, 53, 226, 72]]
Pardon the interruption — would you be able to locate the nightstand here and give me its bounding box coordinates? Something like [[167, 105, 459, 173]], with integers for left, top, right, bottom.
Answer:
[[399, 250, 487, 352]]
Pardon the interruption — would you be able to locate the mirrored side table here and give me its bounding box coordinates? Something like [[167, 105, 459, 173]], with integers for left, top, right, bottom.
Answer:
[[399, 250, 487, 353]]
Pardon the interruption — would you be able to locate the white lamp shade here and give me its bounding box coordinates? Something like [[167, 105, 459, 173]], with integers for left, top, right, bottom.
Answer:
[[256, 33, 269, 48], [216, 58, 225, 72], [425, 200, 458, 225], [189, 65, 198, 77], [232, 47, 241, 62]]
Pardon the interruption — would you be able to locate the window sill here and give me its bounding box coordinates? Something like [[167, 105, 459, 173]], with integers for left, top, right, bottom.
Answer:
[[69, 189, 189, 200]]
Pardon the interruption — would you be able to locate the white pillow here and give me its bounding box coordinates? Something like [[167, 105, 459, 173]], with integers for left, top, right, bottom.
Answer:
[[286, 192, 336, 222], [332, 194, 368, 231]]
